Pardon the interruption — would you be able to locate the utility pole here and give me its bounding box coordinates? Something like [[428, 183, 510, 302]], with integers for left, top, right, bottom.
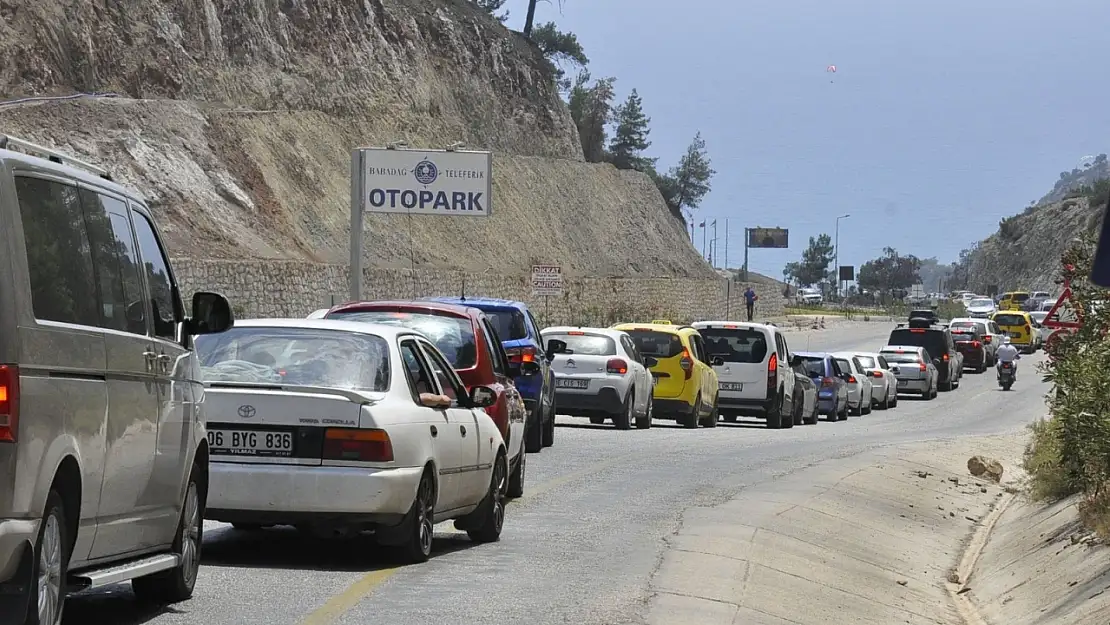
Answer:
[[743, 227, 750, 281], [724, 219, 730, 271], [702, 222, 707, 262], [711, 220, 718, 268]]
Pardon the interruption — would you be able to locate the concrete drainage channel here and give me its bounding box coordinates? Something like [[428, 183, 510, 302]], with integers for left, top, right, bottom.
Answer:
[[644, 433, 1110, 625]]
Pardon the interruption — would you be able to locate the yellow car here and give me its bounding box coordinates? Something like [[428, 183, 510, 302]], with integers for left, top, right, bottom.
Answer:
[[998, 291, 1030, 312], [613, 323, 720, 428], [991, 310, 1037, 353]]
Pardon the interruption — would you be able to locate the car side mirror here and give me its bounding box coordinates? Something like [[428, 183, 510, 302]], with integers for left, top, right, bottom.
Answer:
[[643, 356, 658, 368], [419, 392, 453, 409], [187, 291, 234, 335], [468, 385, 497, 408], [712, 356, 725, 366], [545, 338, 567, 361]]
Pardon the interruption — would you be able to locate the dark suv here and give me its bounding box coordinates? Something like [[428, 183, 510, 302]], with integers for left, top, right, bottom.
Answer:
[[887, 318, 961, 391]]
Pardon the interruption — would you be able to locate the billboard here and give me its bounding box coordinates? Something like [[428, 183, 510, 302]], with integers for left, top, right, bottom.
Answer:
[[747, 227, 789, 249], [838, 265, 855, 281], [357, 147, 492, 216]]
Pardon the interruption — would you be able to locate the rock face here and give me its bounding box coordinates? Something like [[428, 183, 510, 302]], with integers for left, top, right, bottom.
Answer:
[[967, 455, 1004, 483]]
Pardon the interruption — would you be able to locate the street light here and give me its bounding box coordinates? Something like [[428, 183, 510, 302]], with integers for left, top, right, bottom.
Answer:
[[835, 213, 851, 300]]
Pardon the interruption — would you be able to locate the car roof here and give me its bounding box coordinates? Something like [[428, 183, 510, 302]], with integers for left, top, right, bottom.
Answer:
[[949, 317, 988, 324], [327, 299, 481, 321], [425, 296, 528, 311], [1, 137, 145, 203], [793, 351, 830, 358], [542, 326, 625, 339], [881, 345, 925, 353], [614, 323, 696, 334], [229, 318, 424, 340], [830, 352, 862, 360], [691, 321, 777, 332]]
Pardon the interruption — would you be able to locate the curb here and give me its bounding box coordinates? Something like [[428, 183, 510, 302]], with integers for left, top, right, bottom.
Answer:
[[947, 489, 1019, 625]]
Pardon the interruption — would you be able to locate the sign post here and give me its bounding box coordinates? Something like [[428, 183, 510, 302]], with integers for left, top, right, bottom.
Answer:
[[531, 265, 563, 324], [743, 227, 789, 281], [349, 145, 493, 301]]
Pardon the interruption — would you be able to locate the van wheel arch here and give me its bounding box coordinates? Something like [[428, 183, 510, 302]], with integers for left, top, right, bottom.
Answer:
[[52, 456, 82, 556]]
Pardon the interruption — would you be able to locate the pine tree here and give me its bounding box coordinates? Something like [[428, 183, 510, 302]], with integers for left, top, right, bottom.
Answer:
[[656, 132, 715, 215], [609, 89, 654, 172], [568, 73, 616, 163]]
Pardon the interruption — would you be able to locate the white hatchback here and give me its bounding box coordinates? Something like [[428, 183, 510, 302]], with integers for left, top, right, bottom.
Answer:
[[194, 319, 509, 563], [850, 352, 899, 410], [830, 352, 874, 416]]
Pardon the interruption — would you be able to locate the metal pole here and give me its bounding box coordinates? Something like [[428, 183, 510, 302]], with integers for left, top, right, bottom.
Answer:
[[712, 221, 718, 268], [349, 149, 365, 301], [725, 279, 731, 320], [834, 213, 850, 301], [743, 228, 749, 281], [724, 219, 729, 270], [702, 223, 707, 261]]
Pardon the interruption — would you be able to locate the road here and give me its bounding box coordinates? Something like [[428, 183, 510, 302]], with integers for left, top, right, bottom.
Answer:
[[62, 322, 1047, 625]]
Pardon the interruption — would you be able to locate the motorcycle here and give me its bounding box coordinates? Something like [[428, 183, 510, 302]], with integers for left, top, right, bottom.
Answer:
[[997, 360, 1017, 391]]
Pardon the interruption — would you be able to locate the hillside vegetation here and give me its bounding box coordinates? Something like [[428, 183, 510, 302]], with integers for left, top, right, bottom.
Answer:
[[0, 0, 712, 278]]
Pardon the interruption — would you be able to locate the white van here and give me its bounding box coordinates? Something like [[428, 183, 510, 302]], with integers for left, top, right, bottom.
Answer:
[[691, 321, 802, 429]]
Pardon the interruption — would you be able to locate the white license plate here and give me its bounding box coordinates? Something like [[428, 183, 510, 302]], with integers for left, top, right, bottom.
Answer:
[[208, 429, 294, 457], [719, 382, 743, 391], [556, 378, 590, 389], [897, 380, 909, 387]]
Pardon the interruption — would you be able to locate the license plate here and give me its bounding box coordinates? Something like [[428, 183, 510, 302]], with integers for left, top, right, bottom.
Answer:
[[208, 429, 294, 457], [897, 380, 908, 387], [556, 378, 590, 389], [719, 382, 743, 391]]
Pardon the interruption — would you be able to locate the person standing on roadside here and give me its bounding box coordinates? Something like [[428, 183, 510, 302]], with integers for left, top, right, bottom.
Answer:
[[744, 286, 758, 321]]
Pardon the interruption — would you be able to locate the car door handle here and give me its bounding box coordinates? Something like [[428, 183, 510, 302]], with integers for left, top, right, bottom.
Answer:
[[143, 350, 157, 372], [460, 425, 467, 437], [430, 425, 438, 437]]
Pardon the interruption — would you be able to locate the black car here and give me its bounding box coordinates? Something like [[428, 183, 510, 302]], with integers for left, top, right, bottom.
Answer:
[[887, 318, 961, 391], [908, 309, 939, 324], [950, 326, 987, 373]]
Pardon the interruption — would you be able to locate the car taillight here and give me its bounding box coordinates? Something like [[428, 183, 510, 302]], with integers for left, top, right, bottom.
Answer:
[[323, 428, 393, 462], [505, 346, 537, 364], [606, 358, 628, 374], [869, 370, 883, 378], [971, 340, 981, 348], [1024, 324, 1031, 333], [942, 353, 949, 361], [767, 353, 777, 388], [0, 365, 18, 443], [821, 377, 835, 387], [919, 363, 927, 371], [680, 349, 693, 380], [847, 375, 857, 384], [983, 336, 992, 343]]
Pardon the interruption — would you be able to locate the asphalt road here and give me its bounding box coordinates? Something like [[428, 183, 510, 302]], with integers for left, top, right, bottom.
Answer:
[[62, 322, 1048, 625]]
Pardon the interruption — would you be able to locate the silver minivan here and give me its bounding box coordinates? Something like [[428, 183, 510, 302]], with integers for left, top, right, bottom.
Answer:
[[0, 134, 233, 624]]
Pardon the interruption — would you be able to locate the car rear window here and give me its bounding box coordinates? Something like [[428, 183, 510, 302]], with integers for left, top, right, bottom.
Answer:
[[1009, 293, 1030, 303], [951, 331, 979, 341], [545, 333, 616, 356], [950, 321, 985, 333], [881, 351, 923, 364], [855, 356, 876, 369], [326, 310, 478, 369], [626, 330, 685, 358], [835, 358, 853, 374], [485, 309, 529, 341], [698, 328, 769, 364], [993, 313, 1027, 327], [798, 356, 827, 378], [195, 327, 390, 391], [888, 329, 947, 357]]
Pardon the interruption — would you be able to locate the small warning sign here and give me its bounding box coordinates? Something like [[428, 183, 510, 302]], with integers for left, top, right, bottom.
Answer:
[[531, 264, 563, 297]]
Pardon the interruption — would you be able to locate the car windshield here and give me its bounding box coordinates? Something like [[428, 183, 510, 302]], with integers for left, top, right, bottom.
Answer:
[[698, 328, 768, 363], [326, 310, 478, 369], [485, 309, 529, 341], [798, 356, 827, 377], [882, 351, 923, 364], [626, 330, 685, 358], [545, 333, 616, 356], [993, 313, 1027, 326], [855, 356, 876, 369], [969, 299, 994, 308], [195, 327, 390, 391], [1009, 293, 1030, 303]]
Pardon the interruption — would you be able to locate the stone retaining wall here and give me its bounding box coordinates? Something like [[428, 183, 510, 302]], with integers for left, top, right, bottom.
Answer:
[[174, 259, 786, 327]]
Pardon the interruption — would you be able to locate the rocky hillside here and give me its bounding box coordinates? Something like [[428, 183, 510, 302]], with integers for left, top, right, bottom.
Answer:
[[0, 0, 712, 278], [1039, 155, 1110, 204]]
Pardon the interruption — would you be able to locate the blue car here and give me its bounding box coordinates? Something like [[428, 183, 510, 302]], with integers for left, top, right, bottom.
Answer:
[[793, 351, 849, 421], [425, 296, 556, 452]]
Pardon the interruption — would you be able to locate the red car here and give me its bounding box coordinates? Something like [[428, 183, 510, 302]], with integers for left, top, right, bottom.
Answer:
[[322, 300, 532, 497]]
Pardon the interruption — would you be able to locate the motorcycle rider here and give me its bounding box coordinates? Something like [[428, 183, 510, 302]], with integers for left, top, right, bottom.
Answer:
[[995, 335, 1021, 379]]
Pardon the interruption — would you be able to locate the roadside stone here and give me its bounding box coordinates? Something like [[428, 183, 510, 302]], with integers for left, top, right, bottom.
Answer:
[[947, 571, 961, 584], [967, 455, 1004, 482], [896, 579, 908, 586]]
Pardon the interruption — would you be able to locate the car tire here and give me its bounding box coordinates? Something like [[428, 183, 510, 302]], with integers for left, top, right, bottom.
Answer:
[[467, 453, 507, 544], [850, 400, 862, 416], [766, 393, 785, 429], [525, 403, 543, 453], [507, 448, 525, 499], [804, 399, 819, 425], [386, 472, 436, 563], [825, 400, 838, 422], [682, 395, 701, 429], [792, 395, 804, 425], [723, 413, 738, 423], [636, 397, 653, 429], [701, 396, 719, 428], [541, 388, 555, 448], [132, 464, 204, 603], [837, 400, 848, 421], [615, 391, 633, 430], [29, 490, 67, 625]]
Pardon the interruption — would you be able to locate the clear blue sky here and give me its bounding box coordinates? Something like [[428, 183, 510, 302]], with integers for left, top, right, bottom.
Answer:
[[502, 0, 1109, 278]]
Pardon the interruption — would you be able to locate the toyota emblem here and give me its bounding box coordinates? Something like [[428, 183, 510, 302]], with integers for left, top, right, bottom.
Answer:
[[237, 405, 256, 418]]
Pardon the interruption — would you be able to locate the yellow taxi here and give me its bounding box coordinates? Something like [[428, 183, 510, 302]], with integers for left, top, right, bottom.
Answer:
[[998, 291, 1031, 312], [613, 322, 720, 428], [991, 310, 1037, 353]]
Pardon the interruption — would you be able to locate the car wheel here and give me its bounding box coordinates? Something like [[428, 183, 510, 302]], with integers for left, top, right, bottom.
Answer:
[[825, 400, 838, 422], [723, 413, 738, 423], [837, 400, 848, 421], [389, 472, 436, 563], [30, 490, 67, 625], [766, 393, 785, 429], [615, 391, 633, 430], [507, 448, 525, 499], [805, 399, 819, 425], [850, 400, 862, 416], [701, 396, 719, 428], [525, 403, 543, 453], [467, 453, 507, 544], [541, 390, 555, 448], [863, 399, 872, 415], [636, 397, 653, 429], [133, 464, 203, 602], [682, 395, 701, 429], [792, 395, 804, 426]]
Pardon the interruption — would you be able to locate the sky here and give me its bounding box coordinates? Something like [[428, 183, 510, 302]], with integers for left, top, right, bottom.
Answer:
[[501, 0, 1110, 279]]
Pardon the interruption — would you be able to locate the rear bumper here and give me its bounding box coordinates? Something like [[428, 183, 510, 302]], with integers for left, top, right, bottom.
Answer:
[[207, 463, 425, 523], [0, 519, 36, 583], [718, 395, 772, 415], [0, 519, 36, 623], [555, 386, 624, 416], [895, 378, 929, 393], [958, 351, 985, 367], [513, 372, 544, 402], [651, 398, 697, 418]]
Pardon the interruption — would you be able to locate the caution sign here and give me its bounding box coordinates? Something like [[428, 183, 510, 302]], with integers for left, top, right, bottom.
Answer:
[[531, 265, 563, 297]]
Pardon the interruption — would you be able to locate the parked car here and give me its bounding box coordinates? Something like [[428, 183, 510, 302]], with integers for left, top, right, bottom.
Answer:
[[691, 321, 800, 429], [321, 300, 531, 497], [427, 297, 555, 452], [831, 353, 874, 416], [0, 133, 235, 625], [888, 318, 961, 391], [793, 352, 849, 421], [789, 361, 821, 425], [1028, 311, 1053, 347], [880, 346, 939, 399], [990, 310, 1037, 354], [907, 309, 940, 324], [965, 297, 998, 318], [950, 325, 988, 373], [851, 352, 899, 410], [998, 291, 1031, 312], [196, 319, 508, 563], [948, 318, 1001, 365], [612, 322, 720, 428], [540, 327, 656, 429]]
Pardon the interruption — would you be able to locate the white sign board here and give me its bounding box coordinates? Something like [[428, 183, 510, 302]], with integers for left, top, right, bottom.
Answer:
[[357, 147, 492, 216], [531, 265, 563, 297]]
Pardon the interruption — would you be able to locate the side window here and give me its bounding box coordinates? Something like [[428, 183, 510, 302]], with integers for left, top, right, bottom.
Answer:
[[689, 335, 704, 362], [622, 336, 641, 363], [878, 356, 889, 370], [779, 334, 790, 360], [15, 176, 99, 326], [421, 342, 466, 402], [130, 209, 179, 341], [399, 340, 437, 399], [852, 357, 863, 373], [479, 320, 506, 376], [829, 359, 842, 376], [525, 310, 542, 341], [80, 190, 147, 335]]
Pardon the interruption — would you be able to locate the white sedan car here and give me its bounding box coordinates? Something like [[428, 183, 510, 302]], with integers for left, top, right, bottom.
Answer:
[[966, 297, 997, 318], [851, 351, 899, 410], [831, 352, 874, 416], [194, 319, 509, 563]]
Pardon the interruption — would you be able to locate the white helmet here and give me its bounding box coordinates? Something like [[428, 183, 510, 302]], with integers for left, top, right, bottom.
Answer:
[[1002, 335, 1011, 344]]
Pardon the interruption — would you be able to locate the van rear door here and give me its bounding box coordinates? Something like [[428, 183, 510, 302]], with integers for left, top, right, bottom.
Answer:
[[697, 324, 771, 402]]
